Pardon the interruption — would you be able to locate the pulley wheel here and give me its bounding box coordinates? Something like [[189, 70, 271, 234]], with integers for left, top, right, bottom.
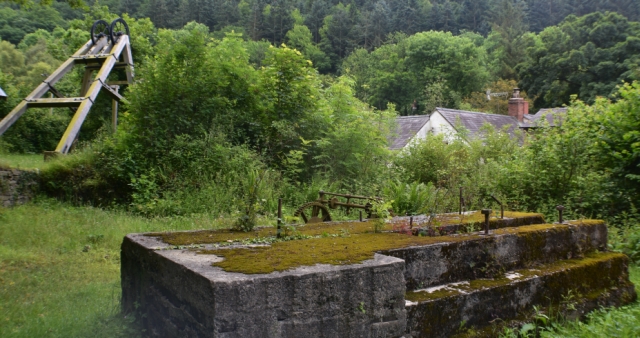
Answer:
[[110, 18, 130, 43], [91, 20, 110, 45]]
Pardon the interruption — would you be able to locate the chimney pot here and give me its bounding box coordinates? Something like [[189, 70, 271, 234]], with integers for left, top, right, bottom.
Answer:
[[508, 88, 528, 122]]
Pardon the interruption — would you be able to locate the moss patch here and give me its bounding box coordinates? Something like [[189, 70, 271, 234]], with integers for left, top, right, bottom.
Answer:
[[148, 210, 544, 246], [430, 210, 543, 227], [405, 251, 626, 303], [198, 222, 598, 274]]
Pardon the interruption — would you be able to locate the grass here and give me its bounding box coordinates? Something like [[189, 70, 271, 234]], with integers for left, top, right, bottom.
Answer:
[[0, 153, 46, 170], [0, 200, 638, 337], [0, 199, 227, 337]]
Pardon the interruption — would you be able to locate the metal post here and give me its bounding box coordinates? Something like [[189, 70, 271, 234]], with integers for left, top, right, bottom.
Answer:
[[359, 210, 363, 222], [459, 187, 463, 215], [277, 198, 282, 238], [481, 209, 491, 235], [556, 205, 565, 224]]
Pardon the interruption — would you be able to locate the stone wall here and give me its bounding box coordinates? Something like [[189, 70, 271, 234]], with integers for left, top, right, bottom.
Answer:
[[0, 168, 39, 207]]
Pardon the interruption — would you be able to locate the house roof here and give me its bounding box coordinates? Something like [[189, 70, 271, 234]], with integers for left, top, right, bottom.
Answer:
[[434, 107, 519, 137], [0, 87, 6, 99], [522, 108, 567, 127], [389, 115, 430, 150]]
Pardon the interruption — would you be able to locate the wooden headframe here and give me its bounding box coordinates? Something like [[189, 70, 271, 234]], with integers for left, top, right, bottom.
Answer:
[[0, 35, 134, 156]]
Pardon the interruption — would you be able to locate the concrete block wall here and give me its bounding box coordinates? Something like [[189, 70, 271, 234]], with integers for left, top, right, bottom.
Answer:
[[0, 168, 38, 207]]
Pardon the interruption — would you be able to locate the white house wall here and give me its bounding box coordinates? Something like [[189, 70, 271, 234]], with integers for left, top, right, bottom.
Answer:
[[428, 112, 458, 140], [402, 112, 458, 150]]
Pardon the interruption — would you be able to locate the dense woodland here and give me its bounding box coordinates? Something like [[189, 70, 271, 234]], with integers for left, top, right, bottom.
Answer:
[[0, 0, 639, 237]]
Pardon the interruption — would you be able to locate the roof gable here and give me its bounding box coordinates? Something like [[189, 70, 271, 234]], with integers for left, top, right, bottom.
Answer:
[[434, 107, 519, 138], [389, 115, 430, 150]]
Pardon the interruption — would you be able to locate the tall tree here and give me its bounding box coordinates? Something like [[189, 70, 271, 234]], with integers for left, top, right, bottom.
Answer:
[[485, 0, 529, 80], [525, 0, 571, 32], [517, 11, 640, 109], [319, 3, 359, 69], [458, 0, 491, 35]]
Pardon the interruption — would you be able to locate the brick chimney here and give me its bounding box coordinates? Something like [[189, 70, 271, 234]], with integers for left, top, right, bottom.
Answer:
[[508, 88, 529, 122]]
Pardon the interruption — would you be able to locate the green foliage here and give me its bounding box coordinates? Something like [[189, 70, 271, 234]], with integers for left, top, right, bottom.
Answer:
[[314, 76, 394, 191], [285, 24, 330, 72], [233, 169, 272, 232], [517, 12, 640, 109], [483, 0, 529, 80], [259, 43, 325, 164], [383, 181, 434, 216], [591, 82, 640, 195], [0, 4, 68, 44], [343, 30, 489, 112], [370, 199, 393, 233]]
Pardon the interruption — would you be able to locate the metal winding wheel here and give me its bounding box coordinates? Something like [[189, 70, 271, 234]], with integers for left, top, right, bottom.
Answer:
[[91, 20, 110, 44], [110, 18, 130, 43], [293, 202, 332, 224]]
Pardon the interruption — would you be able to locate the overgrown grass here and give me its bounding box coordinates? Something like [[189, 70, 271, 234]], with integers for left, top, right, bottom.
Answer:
[[0, 153, 46, 170], [0, 199, 235, 337], [1, 200, 639, 337]]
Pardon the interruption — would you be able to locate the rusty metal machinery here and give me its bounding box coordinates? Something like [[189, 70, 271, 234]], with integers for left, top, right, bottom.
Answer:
[[0, 18, 134, 158], [293, 191, 384, 224]]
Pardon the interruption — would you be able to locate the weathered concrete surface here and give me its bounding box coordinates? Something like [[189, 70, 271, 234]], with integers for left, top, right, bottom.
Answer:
[[404, 252, 637, 338], [122, 221, 632, 338], [121, 234, 407, 338], [408, 214, 546, 236], [383, 222, 607, 291]]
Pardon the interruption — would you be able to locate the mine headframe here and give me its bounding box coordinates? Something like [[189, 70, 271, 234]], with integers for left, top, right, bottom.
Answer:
[[0, 18, 134, 158]]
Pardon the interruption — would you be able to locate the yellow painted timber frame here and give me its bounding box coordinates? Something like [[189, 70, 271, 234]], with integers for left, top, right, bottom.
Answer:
[[0, 35, 134, 155]]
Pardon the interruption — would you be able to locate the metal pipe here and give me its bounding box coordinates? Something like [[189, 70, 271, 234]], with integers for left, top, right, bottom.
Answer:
[[556, 205, 565, 224], [318, 191, 381, 201], [481, 209, 491, 235], [277, 198, 282, 238]]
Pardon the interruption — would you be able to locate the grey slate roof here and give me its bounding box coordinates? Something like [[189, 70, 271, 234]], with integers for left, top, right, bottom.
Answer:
[[523, 108, 567, 127], [435, 107, 519, 138], [389, 115, 430, 150]]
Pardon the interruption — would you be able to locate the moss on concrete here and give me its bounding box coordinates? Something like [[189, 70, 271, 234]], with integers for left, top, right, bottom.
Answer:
[[198, 222, 598, 274], [147, 211, 544, 246], [405, 251, 625, 303]]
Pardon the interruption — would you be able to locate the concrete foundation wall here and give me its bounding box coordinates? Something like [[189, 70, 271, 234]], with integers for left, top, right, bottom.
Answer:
[[384, 222, 607, 290], [121, 221, 633, 338], [0, 168, 38, 207], [405, 252, 636, 338], [122, 235, 407, 338]]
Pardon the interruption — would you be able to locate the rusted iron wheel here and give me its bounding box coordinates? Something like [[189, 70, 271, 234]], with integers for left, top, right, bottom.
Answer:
[[293, 202, 332, 224], [109, 18, 130, 43], [91, 20, 110, 45]]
